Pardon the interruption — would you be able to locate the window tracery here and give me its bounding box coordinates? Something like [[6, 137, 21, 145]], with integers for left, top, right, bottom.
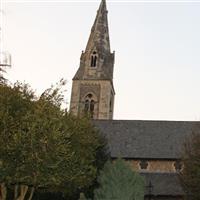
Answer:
[[84, 93, 95, 118]]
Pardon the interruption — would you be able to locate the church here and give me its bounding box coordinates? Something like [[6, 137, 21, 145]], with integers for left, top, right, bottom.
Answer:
[[69, 0, 196, 199]]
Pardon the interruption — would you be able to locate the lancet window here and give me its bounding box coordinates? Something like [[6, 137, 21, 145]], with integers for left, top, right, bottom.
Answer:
[[84, 93, 95, 118], [90, 51, 97, 67]]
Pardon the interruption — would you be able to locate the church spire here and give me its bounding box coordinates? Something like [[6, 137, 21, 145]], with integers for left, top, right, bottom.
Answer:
[[70, 0, 115, 119], [85, 0, 110, 53], [73, 0, 114, 81]]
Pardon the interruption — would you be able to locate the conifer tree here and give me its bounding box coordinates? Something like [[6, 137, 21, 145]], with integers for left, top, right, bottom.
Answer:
[[94, 158, 144, 200]]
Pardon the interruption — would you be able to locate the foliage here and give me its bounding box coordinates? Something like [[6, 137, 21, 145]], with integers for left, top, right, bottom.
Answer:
[[179, 130, 200, 200], [94, 158, 144, 200], [0, 80, 107, 200], [60, 113, 108, 199]]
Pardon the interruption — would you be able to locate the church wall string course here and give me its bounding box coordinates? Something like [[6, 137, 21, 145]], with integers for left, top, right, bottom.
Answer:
[[69, 0, 197, 199]]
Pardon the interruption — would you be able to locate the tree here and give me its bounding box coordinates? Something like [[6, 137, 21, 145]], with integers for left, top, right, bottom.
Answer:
[[94, 158, 144, 200], [0, 81, 107, 200], [179, 131, 200, 200]]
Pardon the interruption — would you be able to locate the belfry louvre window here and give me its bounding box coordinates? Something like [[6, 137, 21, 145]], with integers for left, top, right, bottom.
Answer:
[[84, 94, 95, 118], [90, 51, 97, 67], [84, 100, 89, 112]]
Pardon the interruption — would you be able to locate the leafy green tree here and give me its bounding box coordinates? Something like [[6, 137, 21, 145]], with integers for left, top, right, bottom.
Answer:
[[0, 81, 107, 200], [94, 158, 144, 200], [179, 131, 200, 200]]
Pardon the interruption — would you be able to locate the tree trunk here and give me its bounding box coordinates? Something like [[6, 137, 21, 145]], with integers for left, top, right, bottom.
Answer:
[[14, 185, 19, 200], [27, 187, 35, 200], [0, 183, 7, 200], [16, 185, 28, 200]]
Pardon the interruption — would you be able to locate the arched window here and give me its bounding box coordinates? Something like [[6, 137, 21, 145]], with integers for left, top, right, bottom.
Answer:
[[84, 94, 95, 118], [84, 100, 89, 112], [90, 51, 97, 67], [90, 100, 95, 112]]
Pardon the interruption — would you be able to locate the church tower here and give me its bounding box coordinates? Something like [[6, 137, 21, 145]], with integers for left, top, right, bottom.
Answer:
[[70, 0, 115, 120]]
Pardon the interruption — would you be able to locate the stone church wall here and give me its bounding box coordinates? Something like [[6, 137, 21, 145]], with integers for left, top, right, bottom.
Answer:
[[126, 160, 180, 173]]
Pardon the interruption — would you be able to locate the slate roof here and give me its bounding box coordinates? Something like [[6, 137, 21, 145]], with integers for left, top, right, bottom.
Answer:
[[141, 172, 184, 196], [94, 120, 199, 159]]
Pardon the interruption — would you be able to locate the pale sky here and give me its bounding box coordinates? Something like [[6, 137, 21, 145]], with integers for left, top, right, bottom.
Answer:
[[2, 0, 200, 121]]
